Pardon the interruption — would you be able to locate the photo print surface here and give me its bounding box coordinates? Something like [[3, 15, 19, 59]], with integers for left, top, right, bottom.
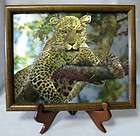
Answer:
[[13, 12, 129, 104]]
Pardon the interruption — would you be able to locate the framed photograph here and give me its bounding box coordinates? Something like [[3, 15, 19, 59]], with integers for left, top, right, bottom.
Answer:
[[5, 5, 136, 111]]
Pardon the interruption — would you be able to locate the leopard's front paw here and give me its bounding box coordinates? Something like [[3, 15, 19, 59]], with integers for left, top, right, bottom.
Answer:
[[99, 54, 125, 78]]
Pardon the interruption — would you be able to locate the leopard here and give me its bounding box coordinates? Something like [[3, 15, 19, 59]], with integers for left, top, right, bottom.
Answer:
[[14, 15, 124, 104]]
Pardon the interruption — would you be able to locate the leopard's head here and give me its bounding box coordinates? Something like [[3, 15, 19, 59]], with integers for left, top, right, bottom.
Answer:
[[47, 15, 91, 51]]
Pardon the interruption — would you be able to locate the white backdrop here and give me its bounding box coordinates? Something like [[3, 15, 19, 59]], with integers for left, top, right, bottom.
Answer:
[[0, 0, 140, 136]]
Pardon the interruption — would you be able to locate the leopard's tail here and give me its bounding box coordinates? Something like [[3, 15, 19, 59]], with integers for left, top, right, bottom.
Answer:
[[14, 66, 30, 98]]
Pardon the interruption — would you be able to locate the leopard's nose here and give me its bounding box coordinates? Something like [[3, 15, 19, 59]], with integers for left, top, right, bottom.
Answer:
[[69, 42, 75, 46]]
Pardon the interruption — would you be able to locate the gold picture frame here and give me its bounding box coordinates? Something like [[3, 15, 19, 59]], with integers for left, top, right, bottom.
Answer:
[[5, 5, 136, 111]]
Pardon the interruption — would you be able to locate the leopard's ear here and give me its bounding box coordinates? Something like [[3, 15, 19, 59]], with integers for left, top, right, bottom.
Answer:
[[80, 15, 91, 26], [49, 17, 59, 26]]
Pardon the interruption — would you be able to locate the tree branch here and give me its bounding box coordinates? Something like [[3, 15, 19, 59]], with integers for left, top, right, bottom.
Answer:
[[52, 59, 128, 83]]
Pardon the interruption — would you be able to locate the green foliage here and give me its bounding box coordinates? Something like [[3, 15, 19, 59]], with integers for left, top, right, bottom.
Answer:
[[97, 79, 127, 102], [14, 56, 30, 72]]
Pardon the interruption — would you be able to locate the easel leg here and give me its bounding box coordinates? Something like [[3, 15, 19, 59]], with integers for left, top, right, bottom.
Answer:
[[87, 103, 112, 133], [34, 104, 58, 134]]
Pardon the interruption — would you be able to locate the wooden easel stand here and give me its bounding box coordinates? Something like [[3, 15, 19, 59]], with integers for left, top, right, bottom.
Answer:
[[34, 103, 112, 134]]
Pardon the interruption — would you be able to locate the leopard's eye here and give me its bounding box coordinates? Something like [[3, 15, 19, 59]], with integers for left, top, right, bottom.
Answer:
[[59, 29, 67, 33], [76, 29, 83, 33]]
